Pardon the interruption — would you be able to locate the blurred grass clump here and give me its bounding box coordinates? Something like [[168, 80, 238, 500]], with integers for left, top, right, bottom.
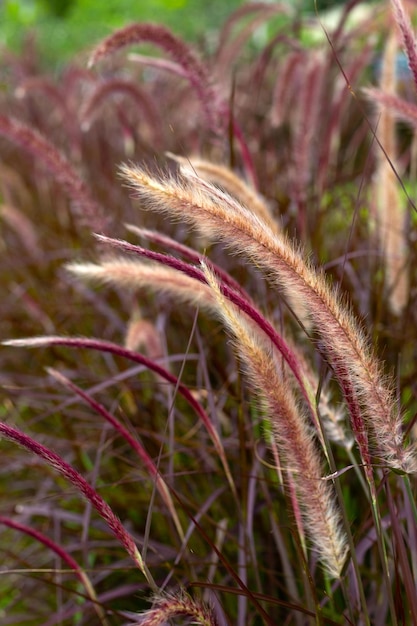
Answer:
[[0, 0, 361, 69]]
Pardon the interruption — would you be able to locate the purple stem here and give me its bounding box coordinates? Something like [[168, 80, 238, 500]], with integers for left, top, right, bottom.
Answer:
[[123, 226, 251, 300]]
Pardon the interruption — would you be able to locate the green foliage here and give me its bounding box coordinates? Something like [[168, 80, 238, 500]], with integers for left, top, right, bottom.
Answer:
[[0, 0, 244, 68], [40, 0, 76, 18]]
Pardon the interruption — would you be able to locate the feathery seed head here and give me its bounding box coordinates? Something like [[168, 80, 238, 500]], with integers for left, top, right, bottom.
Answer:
[[132, 590, 218, 626], [120, 162, 417, 474], [202, 263, 348, 577]]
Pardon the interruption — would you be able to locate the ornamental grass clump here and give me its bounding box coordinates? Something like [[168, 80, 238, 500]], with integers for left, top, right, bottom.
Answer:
[[2, 1, 417, 624]]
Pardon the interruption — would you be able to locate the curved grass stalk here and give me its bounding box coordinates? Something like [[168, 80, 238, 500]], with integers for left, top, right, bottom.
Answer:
[[0, 421, 155, 589]]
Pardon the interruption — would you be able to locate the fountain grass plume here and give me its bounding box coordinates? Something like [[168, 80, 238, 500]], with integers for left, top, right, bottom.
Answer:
[[201, 261, 348, 577], [166, 152, 279, 233], [0, 115, 108, 231], [290, 52, 325, 237], [390, 0, 417, 91], [67, 258, 219, 314], [130, 590, 218, 626], [88, 22, 221, 135], [215, 2, 291, 78], [119, 163, 417, 476], [106, 226, 251, 299], [363, 87, 417, 127], [373, 29, 409, 314], [124, 316, 163, 356]]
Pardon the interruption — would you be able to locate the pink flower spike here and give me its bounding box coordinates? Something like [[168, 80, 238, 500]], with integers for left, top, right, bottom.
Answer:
[[0, 421, 153, 586], [88, 22, 221, 134], [391, 0, 417, 91]]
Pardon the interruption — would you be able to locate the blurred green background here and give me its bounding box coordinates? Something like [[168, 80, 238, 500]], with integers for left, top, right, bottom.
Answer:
[[0, 0, 351, 69]]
